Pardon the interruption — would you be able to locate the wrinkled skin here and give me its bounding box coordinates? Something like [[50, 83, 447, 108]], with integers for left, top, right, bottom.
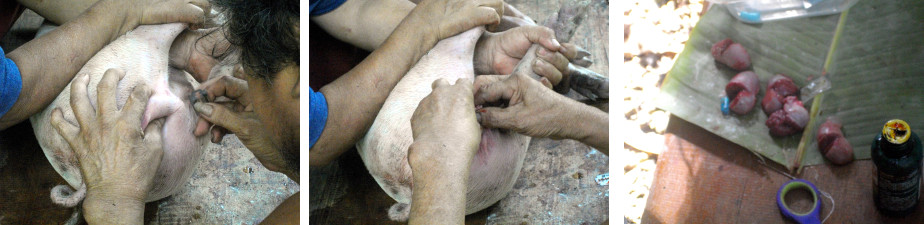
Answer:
[[30, 23, 208, 206], [765, 96, 809, 137], [357, 27, 530, 221], [711, 38, 750, 71], [817, 117, 854, 165], [761, 74, 800, 115], [725, 71, 759, 115]]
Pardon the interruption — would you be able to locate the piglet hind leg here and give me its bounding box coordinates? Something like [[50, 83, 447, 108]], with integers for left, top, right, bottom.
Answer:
[[508, 45, 608, 102], [507, 2, 608, 102]]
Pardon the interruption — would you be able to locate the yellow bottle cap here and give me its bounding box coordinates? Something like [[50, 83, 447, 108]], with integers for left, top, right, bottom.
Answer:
[[882, 119, 911, 145]]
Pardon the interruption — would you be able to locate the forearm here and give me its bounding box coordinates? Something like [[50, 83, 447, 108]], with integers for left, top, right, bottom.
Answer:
[[566, 101, 609, 154], [17, 0, 99, 25], [82, 191, 145, 224], [1, 0, 136, 129], [313, 0, 414, 51], [408, 144, 471, 224], [310, 8, 438, 166]]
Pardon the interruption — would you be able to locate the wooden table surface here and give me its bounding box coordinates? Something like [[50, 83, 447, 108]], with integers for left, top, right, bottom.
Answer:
[[642, 115, 924, 223]]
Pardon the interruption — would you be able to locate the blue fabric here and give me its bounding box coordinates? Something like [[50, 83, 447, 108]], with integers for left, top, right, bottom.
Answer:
[[309, 0, 346, 16], [309, 87, 329, 149], [0, 46, 21, 120]]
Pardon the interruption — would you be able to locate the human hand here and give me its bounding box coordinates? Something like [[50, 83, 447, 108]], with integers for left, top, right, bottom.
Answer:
[[191, 72, 293, 177], [408, 78, 482, 171], [123, 0, 211, 27], [49, 69, 158, 204], [473, 25, 569, 86], [473, 73, 583, 140], [410, 0, 504, 40], [406, 80, 479, 224]]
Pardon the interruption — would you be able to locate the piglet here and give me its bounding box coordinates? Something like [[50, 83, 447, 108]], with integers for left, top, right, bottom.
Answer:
[[30, 23, 208, 207], [765, 96, 809, 137], [816, 117, 854, 165], [725, 71, 759, 115], [711, 38, 751, 70]]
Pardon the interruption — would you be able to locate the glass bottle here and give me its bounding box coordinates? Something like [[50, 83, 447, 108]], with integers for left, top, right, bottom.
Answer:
[[872, 119, 923, 216]]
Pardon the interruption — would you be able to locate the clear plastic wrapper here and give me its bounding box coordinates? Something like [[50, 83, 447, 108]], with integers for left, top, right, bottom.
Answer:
[[706, 0, 860, 23]]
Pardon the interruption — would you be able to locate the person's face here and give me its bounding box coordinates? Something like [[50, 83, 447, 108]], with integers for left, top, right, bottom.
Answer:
[[244, 64, 300, 167], [240, 23, 301, 172]]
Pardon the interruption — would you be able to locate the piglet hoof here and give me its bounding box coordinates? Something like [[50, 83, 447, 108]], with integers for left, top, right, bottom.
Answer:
[[388, 202, 411, 222], [566, 43, 593, 68], [564, 65, 609, 101]]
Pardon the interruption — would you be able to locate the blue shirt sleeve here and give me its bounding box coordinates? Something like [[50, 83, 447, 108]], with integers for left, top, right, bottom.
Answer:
[[309, 0, 347, 16], [0, 46, 22, 120], [309, 87, 329, 149]]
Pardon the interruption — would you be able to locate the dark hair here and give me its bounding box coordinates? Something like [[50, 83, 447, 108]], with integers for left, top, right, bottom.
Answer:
[[213, 0, 299, 83], [210, 0, 300, 174]]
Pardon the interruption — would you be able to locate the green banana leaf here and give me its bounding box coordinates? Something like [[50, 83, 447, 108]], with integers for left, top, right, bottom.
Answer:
[[656, 0, 924, 171]]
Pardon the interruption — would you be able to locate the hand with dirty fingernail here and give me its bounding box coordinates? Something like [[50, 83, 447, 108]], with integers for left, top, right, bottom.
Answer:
[[50, 69, 160, 225], [473, 25, 568, 87], [191, 75, 292, 177], [473, 73, 609, 153]]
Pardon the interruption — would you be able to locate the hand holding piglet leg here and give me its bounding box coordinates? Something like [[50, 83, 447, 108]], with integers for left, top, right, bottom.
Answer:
[[473, 73, 608, 153], [473, 25, 569, 85]]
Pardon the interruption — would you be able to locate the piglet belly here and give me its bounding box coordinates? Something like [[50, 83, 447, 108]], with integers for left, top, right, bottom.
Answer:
[[357, 27, 531, 216], [29, 23, 208, 203]]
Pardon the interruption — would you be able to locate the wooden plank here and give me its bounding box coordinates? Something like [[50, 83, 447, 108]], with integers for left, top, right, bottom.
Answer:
[[643, 116, 924, 223], [0, 122, 74, 224]]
